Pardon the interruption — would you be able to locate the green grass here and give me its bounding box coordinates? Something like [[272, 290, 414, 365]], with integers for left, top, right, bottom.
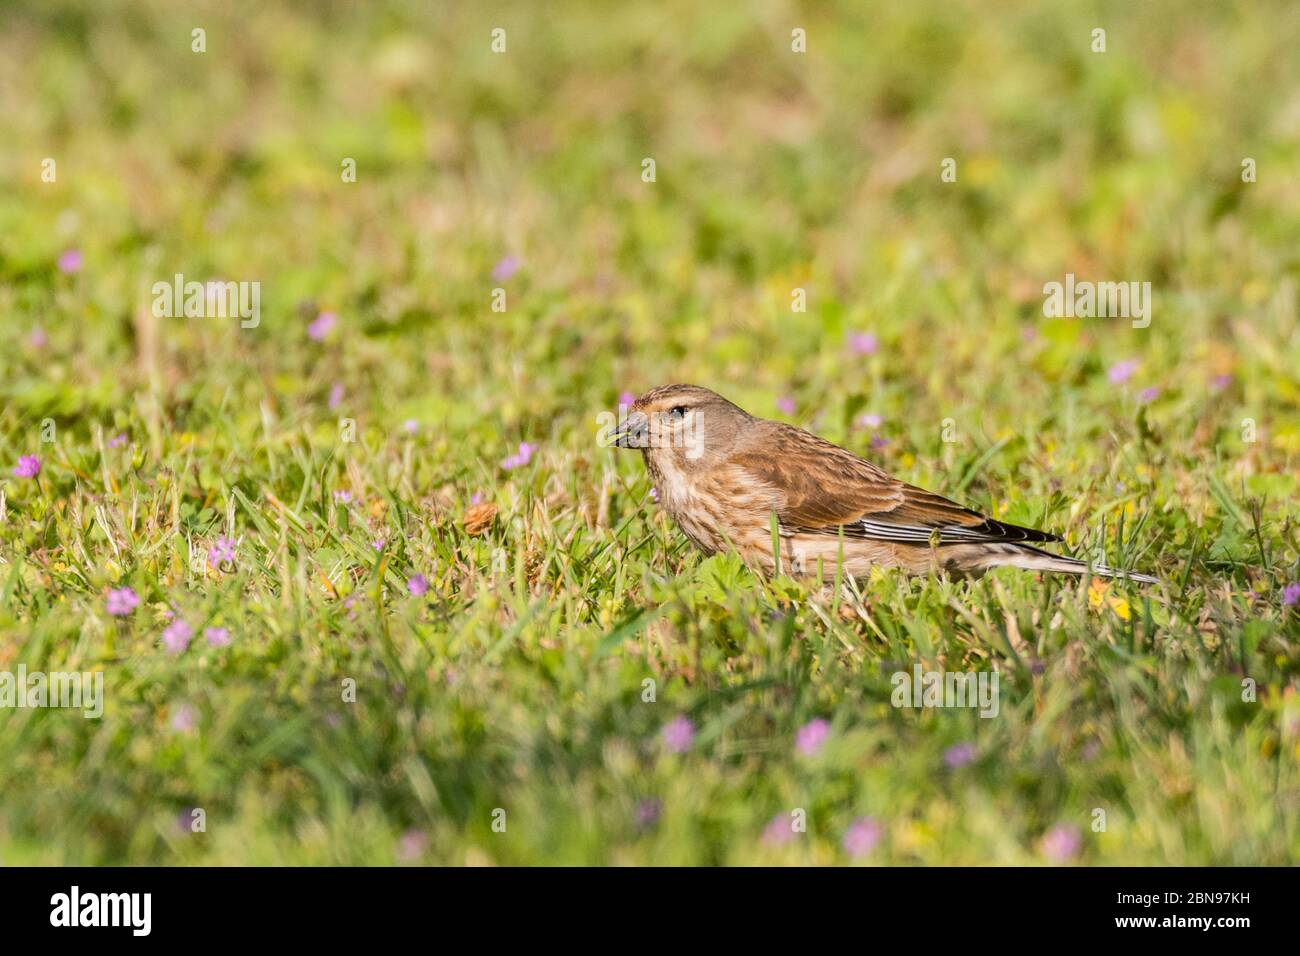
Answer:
[[0, 0, 1297, 865]]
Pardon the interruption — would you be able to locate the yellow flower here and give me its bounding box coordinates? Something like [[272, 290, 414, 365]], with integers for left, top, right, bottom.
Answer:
[[894, 819, 935, 854], [1088, 579, 1131, 620]]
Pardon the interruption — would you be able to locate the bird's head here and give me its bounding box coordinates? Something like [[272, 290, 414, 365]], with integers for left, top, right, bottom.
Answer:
[[610, 384, 751, 472]]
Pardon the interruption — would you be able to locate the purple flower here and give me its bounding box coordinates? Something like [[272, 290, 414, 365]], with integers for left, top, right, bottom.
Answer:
[[491, 255, 521, 282], [107, 432, 128, 448], [162, 618, 193, 654], [333, 490, 353, 504], [1108, 359, 1138, 385], [618, 391, 637, 408], [634, 798, 662, 831], [470, 491, 484, 505], [308, 311, 337, 341], [372, 538, 386, 552], [943, 742, 977, 769], [396, 829, 427, 861], [848, 332, 879, 356], [12, 455, 40, 479], [762, 814, 796, 846], [407, 574, 429, 596], [205, 626, 232, 647], [1021, 325, 1040, 343], [403, 418, 419, 434], [501, 441, 537, 470], [1138, 386, 1160, 402], [842, 817, 883, 858], [870, 435, 889, 450], [170, 704, 197, 733], [57, 249, 83, 274], [648, 487, 658, 503], [1040, 824, 1082, 862], [1282, 582, 1300, 607], [28, 327, 48, 348], [207, 536, 237, 568], [1211, 373, 1233, 391], [106, 587, 140, 616], [857, 413, 883, 429], [328, 382, 344, 411], [661, 715, 695, 754], [795, 718, 830, 756], [776, 396, 796, 415]]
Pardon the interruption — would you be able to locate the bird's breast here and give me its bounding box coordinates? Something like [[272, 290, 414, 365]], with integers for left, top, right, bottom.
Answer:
[[644, 455, 774, 557]]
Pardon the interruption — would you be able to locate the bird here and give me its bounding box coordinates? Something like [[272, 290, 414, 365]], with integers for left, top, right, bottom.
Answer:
[[610, 384, 1157, 584]]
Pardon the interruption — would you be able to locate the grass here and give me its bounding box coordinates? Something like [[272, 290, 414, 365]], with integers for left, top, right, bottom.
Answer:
[[0, 0, 1297, 865]]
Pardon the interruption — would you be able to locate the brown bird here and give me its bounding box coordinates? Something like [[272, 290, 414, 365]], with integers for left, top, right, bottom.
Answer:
[[611, 384, 1156, 583]]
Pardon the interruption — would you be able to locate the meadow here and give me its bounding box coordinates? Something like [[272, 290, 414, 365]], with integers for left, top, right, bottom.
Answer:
[[0, 0, 1297, 865]]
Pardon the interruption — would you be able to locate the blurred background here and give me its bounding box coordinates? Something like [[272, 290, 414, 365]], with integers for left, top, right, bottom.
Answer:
[[3, 0, 1298, 441], [0, 1, 1297, 864]]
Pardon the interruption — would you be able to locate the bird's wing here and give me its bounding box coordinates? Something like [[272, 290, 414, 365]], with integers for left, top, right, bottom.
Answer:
[[730, 424, 1061, 546]]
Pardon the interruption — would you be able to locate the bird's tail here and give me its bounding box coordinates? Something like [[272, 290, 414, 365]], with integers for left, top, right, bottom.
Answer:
[[988, 543, 1158, 584]]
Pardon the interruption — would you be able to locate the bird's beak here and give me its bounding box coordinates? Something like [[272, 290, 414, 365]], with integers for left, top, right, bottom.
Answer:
[[610, 410, 651, 449]]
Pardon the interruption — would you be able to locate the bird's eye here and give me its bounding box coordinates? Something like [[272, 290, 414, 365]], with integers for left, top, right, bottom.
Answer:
[[667, 406, 687, 421]]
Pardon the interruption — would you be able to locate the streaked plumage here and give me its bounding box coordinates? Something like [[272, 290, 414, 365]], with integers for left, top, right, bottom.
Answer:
[[611, 384, 1156, 583]]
